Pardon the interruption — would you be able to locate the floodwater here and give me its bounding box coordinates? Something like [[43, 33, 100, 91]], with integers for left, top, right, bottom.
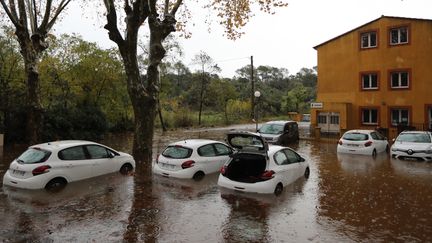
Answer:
[[1, 124, 432, 242]]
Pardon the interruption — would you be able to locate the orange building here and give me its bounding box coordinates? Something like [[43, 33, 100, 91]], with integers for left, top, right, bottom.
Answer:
[[311, 16, 432, 139]]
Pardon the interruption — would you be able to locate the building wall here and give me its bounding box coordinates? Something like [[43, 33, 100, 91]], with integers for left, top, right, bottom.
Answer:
[[312, 17, 432, 137]]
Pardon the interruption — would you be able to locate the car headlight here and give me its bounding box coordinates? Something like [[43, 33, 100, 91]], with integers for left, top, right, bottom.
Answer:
[[426, 146, 432, 154], [391, 147, 397, 152]]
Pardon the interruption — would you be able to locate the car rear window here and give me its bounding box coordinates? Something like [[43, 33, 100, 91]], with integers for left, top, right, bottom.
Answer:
[[342, 133, 369, 141], [396, 133, 432, 143], [17, 148, 51, 164], [162, 146, 192, 159], [259, 124, 284, 135]]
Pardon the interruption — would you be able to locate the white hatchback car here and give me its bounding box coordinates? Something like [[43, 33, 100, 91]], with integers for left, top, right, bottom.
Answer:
[[337, 130, 389, 156], [3, 140, 135, 190], [391, 131, 432, 161], [153, 139, 233, 180], [218, 131, 309, 195]]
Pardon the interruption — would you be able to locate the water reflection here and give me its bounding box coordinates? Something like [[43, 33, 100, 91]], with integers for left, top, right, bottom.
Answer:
[[318, 150, 432, 242], [1, 126, 432, 242], [391, 158, 432, 179], [337, 153, 387, 175]]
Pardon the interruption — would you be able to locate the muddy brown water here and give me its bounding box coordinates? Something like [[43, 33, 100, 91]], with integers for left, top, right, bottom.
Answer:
[[1, 124, 432, 242]]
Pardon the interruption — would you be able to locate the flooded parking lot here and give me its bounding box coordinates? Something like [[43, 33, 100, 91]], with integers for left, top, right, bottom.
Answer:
[[1, 124, 432, 242]]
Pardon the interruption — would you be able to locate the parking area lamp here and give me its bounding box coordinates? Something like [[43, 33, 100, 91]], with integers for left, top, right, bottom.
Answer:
[[254, 91, 261, 131]]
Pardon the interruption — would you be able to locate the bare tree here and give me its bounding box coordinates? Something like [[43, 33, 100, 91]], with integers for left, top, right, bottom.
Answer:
[[191, 51, 220, 125], [0, 0, 72, 144]]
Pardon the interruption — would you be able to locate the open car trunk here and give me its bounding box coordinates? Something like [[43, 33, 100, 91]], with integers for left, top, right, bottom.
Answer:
[[224, 153, 267, 183]]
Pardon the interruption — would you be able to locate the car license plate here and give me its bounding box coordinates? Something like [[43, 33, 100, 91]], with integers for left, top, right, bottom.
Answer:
[[12, 170, 25, 176], [347, 144, 359, 147], [161, 163, 175, 169]]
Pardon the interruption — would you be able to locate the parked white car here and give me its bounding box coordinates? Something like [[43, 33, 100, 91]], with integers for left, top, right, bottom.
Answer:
[[3, 140, 135, 190], [391, 131, 432, 161], [153, 139, 233, 180], [337, 130, 389, 156], [218, 131, 309, 195]]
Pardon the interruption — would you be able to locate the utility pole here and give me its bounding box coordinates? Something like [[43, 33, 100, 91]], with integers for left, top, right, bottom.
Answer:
[[250, 55, 254, 119]]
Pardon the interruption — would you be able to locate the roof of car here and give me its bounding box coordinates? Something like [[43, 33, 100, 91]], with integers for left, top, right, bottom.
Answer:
[[344, 129, 375, 134], [264, 120, 296, 125], [169, 139, 224, 148], [399, 130, 432, 136], [31, 140, 99, 151]]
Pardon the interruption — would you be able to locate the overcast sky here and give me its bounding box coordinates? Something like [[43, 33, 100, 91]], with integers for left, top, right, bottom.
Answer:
[[56, 0, 432, 78]]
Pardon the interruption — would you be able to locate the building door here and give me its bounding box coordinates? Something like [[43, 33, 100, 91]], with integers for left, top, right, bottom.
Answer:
[[428, 107, 432, 130], [317, 112, 340, 133]]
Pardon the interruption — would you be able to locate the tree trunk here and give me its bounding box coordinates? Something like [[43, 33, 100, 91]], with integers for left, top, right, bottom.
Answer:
[[25, 61, 42, 144], [157, 98, 167, 132], [198, 78, 205, 125]]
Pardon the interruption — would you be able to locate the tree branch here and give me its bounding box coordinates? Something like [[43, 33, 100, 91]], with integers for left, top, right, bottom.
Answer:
[[169, 0, 182, 16], [25, 0, 36, 33], [39, 0, 52, 31], [17, 0, 29, 29], [103, 0, 125, 48], [0, 0, 20, 27], [45, 0, 71, 32]]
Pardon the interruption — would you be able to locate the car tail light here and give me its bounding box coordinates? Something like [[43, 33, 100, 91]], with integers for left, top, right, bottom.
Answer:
[[220, 165, 227, 175], [364, 141, 373, 147], [260, 170, 275, 180], [32, 165, 51, 176], [181, 160, 195, 169], [338, 140, 343, 145]]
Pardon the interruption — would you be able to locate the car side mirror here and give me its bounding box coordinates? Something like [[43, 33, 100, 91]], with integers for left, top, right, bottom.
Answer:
[[108, 152, 115, 158]]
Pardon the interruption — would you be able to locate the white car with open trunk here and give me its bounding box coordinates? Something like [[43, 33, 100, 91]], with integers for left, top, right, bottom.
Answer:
[[217, 131, 309, 195]]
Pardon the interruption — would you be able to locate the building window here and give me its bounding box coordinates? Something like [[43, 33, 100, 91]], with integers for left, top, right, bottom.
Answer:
[[390, 71, 409, 89], [330, 115, 339, 125], [391, 108, 409, 126], [317, 115, 327, 124], [361, 108, 378, 125], [361, 31, 377, 49], [361, 73, 378, 90], [390, 26, 408, 45]]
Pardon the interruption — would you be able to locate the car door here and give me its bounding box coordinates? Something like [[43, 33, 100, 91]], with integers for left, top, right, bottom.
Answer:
[[371, 132, 387, 153], [58, 146, 93, 181], [197, 143, 231, 174], [273, 149, 298, 185], [85, 145, 117, 177]]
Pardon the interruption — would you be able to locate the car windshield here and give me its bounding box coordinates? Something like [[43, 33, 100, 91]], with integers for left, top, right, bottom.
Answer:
[[17, 148, 51, 164], [162, 145, 192, 159], [396, 133, 432, 143], [229, 135, 265, 151], [259, 124, 284, 135], [342, 133, 368, 141]]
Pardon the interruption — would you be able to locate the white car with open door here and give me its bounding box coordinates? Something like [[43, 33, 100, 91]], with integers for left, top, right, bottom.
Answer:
[[217, 131, 309, 195]]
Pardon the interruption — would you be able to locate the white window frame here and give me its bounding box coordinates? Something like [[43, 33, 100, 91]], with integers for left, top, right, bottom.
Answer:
[[361, 31, 377, 49], [390, 27, 408, 45], [361, 73, 378, 90], [390, 71, 409, 89], [391, 109, 409, 126], [317, 115, 327, 124], [362, 109, 378, 125]]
